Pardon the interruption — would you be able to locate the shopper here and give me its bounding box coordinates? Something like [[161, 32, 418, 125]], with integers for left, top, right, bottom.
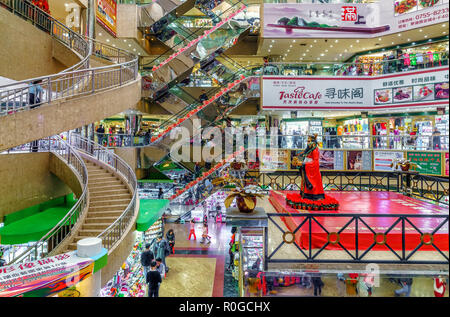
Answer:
[[188, 219, 196, 240], [194, 162, 201, 178], [146, 261, 162, 297], [395, 277, 413, 297], [227, 227, 237, 271], [96, 125, 105, 145], [166, 229, 175, 254], [140, 243, 154, 277], [152, 235, 170, 273], [200, 223, 211, 244], [312, 274, 324, 296], [158, 188, 164, 199], [155, 258, 166, 279], [199, 89, 208, 103], [28, 80, 44, 109]]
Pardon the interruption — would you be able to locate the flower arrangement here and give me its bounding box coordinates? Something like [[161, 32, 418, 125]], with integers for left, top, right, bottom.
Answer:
[[213, 176, 265, 213], [286, 193, 339, 211], [151, 75, 247, 143]]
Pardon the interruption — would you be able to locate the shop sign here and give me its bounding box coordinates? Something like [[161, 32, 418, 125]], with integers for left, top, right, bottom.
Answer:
[[0, 252, 94, 297], [407, 151, 442, 175], [263, 2, 449, 38], [262, 67, 448, 110], [96, 0, 117, 37], [374, 151, 404, 171]]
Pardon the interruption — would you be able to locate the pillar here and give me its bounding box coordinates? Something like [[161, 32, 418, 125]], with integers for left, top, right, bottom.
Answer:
[[76, 237, 103, 297]]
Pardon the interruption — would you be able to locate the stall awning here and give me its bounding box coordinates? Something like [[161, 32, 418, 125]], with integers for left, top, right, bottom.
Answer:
[[136, 199, 170, 232]]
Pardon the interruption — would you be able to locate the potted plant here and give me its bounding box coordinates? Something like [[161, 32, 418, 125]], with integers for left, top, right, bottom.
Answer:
[[213, 176, 264, 213]]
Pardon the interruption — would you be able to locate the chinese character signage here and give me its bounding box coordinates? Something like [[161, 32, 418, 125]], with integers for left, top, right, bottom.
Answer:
[[374, 151, 404, 171], [96, 0, 117, 37], [407, 151, 442, 175], [0, 252, 94, 297], [263, 1, 448, 38], [262, 67, 448, 110]]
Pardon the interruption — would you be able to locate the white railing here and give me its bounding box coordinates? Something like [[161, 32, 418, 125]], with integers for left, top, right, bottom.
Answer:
[[3, 136, 89, 264], [69, 133, 138, 251], [0, 0, 139, 116]]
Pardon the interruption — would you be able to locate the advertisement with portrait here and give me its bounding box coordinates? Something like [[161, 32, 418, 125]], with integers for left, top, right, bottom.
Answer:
[[347, 150, 372, 171]]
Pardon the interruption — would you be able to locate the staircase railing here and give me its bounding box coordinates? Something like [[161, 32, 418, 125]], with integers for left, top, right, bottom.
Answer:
[[0, 0, 139, 116], [3, 136, 89, 264], [69, 134, 138, 251]]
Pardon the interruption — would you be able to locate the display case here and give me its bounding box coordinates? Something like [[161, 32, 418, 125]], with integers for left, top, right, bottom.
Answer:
[[144, 218, 164, 244]]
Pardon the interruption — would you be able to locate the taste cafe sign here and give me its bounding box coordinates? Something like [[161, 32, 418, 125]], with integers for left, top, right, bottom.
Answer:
[[263, 76, 371, 110]]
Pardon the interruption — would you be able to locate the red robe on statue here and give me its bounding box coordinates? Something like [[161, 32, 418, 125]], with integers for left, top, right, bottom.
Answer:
[[301, 147, 325, 200]]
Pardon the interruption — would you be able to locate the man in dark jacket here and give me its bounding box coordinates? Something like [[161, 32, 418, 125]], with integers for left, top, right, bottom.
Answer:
[[146, 261, 162, 297], [141, 244, 154, 277], [152, 236, 170, 273]]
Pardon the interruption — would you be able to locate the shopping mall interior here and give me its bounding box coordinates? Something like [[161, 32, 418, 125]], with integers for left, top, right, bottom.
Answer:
[[0, 0, 448, 298]]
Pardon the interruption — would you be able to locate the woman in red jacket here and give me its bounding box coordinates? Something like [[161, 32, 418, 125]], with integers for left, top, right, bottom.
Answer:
[[296, 134, 325, 200]]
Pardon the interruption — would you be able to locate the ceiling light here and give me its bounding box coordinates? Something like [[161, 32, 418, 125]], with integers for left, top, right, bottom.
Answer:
[[317, 57, 320, 60], [443, 24, 446, 27], [320, 53, 324, 56], [293, 40, 296, 43], [339, 54, 342, 56], [106, 39, 110, 42], [98, 32, 102, 36], [128, 44, 132, 47], [398, 33, 401, 37], [325, 49, 328, 52], [419, 29, 423, 32], [313, 40, 317, 43], [124, 39, 127, 42], [391, 42, 394, 44], [424, 35, 428, 38], [289, 45, 293, 48], [350, 45, 353, 47], [306, 49, 309, 52], [335, 40, 339, 43], [334, 58, 338, 61], [344, 49, 348, 52], [407, 38, 411, 41], [330, 45, 333, 48], [133, 48, 136, 51], [443, 31, 447, 34], [303, 53, 306, 56], [269, 44, 273, 47], [310, 45, 313, 47], [272, 40, 275, 43], [356, 40, 360, 43], [299, 58, 303, 60], [378, 38, 382, 41], [268, 49, 271, 52]]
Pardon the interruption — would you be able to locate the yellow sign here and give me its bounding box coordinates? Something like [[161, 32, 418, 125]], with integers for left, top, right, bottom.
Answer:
[[96, 0, 117, 37]]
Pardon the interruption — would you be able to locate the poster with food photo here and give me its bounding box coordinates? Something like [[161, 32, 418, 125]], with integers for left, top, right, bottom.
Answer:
[[434, 82, 449, 99], [374, 89, 393, 104], [418, 0, 441, 10], [413, 84, 435, 101], [393, 86, 413, 103], [394, 0, 418, 16]]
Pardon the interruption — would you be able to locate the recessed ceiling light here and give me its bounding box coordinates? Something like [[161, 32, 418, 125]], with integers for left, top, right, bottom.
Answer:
[[290, 45, 293, 48], [106, 39, 110, 42], [334, 58, 338, 61], [306, 49, 309, 52], [124, 39, 127, 42], [320, 53, 324, 56], [335, 40, 339, 43], [313, 40, 317, 43], [419, 29, 423, 32], [330, 45, 333, 48], [269, 45, 273, 48], [398, 33, 401, 37], [356, 40, 360, 43], [98, 32, 102, 36], [339, 54, 342, 56], [424, 35, 428, 38], [310, 45, 313, 47], [317, 57, 320, 60], [287, 50, 290, 52], [303, 53, 306, 56], [292, 40, 296, 43], [391, 42, 394, 44], [299, 58, 303, 60], [443, 31, 447, 34], [412, 42, 416, 45], [128, 44, 132, 47], [272, 40, 275, 43], [344, 49, 348, 52], [443, 24, 446, 27], [350, 45, 353, 47], [378, 38, 382, 41], [268, 49, 271, 52], [407, 38, 411, 41]]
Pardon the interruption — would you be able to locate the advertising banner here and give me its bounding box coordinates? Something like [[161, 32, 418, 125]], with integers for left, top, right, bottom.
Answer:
[[445, 152, 449, 176], [96, 0, 117, 37], [262, 67, 449, 110], [263, 1, 449, 38], [347, 150, 372, 170], [407, 151, 442, 175], [259, 149, 290, 171], [0, 252, 94, 297], [374, 150, 405, 171]]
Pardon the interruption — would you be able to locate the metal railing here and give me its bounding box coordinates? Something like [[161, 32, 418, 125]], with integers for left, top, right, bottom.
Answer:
[[266, 212, 449, 265], [69, 133, 138, 251], [3, 136, 89, 264], [0, 0, 139, 116]]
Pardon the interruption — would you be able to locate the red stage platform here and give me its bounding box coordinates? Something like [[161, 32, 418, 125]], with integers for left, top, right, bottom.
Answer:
[[269, 191, 449, 252]]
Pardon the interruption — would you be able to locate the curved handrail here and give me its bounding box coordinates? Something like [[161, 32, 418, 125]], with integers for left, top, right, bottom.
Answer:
[[0, 0, 139, 116], [4, 136, 89, 264], [69, 133, 138, 251]]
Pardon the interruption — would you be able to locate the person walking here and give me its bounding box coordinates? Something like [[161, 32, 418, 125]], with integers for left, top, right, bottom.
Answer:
[[188, 219, 196, 241], [166, 229, 175, 254], [152, 236, 170, 273], [227, 227, 237, 271], [140, 243, 154, 277], [28, 80, 44, 109], [146, 261, 162, 297], [96, 125, 105, 145], [155, 258, 166, 279], [312, 274, 324, 296], [200, 223, 211, 244]]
